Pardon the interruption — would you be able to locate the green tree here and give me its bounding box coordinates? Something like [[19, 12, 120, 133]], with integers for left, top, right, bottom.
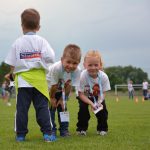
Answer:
[[105, 65, 149, 90]]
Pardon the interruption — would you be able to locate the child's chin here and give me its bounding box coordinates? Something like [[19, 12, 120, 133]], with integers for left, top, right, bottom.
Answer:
[[65, 69, 71, 73], [89, 74, 97, 78], [65, 68, 75, 73]]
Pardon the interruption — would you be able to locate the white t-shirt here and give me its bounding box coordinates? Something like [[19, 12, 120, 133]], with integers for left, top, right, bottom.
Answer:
[[78, 70, 111, 98], [143, 81, 148, 90], [47, 61, 81, 90], [5, 34, 55, 87], [128, 83, 134, 92]]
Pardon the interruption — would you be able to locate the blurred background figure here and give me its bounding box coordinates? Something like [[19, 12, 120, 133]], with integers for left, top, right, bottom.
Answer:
[[1, 73, 15, 106], [128, 80, 134, 100], [142, 80, 149, 100], [1, 80, 11, 106]]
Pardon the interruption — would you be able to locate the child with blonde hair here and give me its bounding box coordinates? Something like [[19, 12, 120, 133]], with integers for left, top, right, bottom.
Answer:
[[76, 50, 111, 136]]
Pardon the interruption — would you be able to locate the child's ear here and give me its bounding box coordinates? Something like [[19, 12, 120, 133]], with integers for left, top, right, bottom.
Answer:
[[36, 25, 40, 31]]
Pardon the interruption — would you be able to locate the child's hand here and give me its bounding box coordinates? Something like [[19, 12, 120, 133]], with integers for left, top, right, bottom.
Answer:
[[56, 99, 65, 111], [91, 102, 103, 111], [91, 103, 97, 110], [50, 98, 57, 108], [97, 101, 102, 107]]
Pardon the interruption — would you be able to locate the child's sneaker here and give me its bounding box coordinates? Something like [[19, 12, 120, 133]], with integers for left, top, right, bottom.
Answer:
[[43, 134, 57, 142], [49, 134, 57, 141], [97, 131, 107, 136], [16, 136, 25, 142], [60, 131, 70, 137], [76, 131, 81, 135], [51, 131, 57, 136], [77, 130, 86, 136], [81, 130, 86, 136]]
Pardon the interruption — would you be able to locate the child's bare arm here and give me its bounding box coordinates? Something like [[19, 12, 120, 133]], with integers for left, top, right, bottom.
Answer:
[[4, 74, 11, 81], [4, 66, 15, 82], [50, 85, 58, 108], [56, 97, 65, 111], [79, 92, 96, 110]]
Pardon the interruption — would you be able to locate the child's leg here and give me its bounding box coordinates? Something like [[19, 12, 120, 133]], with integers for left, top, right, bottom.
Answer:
[[57, 103, 69, 136], [54, 92, 69, 136], [32, 88, 52, 135], [49, 106, 57, 134], [8, 86, 13, 99], [6, 88, 12, 105], [16, 88, 32, 137], [2, 90, 8, 103], [96, 100, 108, 132], [129, 91, 131, 99], [131, 90, 134, 99], [76, 97, 90, 132]]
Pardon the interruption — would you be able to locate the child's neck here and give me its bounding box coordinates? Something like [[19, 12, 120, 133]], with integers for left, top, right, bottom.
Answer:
[[89, 74, 98, 79], [24, 31, 36, 35], [23, 29, 37, 34]]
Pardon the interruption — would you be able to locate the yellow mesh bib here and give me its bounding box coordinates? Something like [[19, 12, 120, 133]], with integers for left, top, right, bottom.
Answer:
[[15, 69, 50, 101]]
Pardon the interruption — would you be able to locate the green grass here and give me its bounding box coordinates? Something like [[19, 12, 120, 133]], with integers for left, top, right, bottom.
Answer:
[[0, 94, 150, 150]]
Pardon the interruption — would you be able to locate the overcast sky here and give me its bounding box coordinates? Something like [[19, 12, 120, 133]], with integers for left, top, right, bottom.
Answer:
[[0, 0, 150, 77]]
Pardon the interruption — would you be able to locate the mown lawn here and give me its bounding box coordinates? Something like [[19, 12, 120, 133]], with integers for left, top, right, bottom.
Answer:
[[0, 94, 150, 150]]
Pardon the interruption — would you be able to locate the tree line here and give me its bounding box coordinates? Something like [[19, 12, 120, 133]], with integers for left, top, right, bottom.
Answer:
[[105, 65, 149, 90], [0, 62, 149, 90]]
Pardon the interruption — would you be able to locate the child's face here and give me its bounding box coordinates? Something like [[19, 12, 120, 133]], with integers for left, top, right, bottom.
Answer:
[[61, 55, 80, 73], [84, 56, 101, 78]]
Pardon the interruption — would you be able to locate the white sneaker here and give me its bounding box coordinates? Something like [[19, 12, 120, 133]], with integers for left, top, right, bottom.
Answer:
[[77, 130, 86, 136], [99, 131, 107, 136], [97, 131, 107, 136], [81, 130, 86, 136]]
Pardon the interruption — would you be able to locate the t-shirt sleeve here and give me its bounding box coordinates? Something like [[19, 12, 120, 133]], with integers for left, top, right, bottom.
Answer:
[[101, 72, 111, 92], [47, 63, 60, 87], [5, 43, 16, 66], [72, 68, 81, 87], [41, 40, 55, 65]]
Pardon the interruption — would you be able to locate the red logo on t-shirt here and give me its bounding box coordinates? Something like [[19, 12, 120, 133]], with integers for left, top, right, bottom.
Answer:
[[20, 52, 41, 59]]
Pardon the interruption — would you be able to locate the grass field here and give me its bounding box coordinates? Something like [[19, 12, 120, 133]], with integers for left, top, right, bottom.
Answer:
[[0, 94, 150, 150]]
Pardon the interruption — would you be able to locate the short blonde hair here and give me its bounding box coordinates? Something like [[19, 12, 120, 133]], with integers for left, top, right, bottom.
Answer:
[[84, 50, 103, 69], [62, 44, 81, 62]]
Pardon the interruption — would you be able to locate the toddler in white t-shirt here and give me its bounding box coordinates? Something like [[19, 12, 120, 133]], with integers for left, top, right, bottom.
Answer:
[[47, 44, 81, 137], [5, 8, 55, 142], [76, 50, 111, 136]]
